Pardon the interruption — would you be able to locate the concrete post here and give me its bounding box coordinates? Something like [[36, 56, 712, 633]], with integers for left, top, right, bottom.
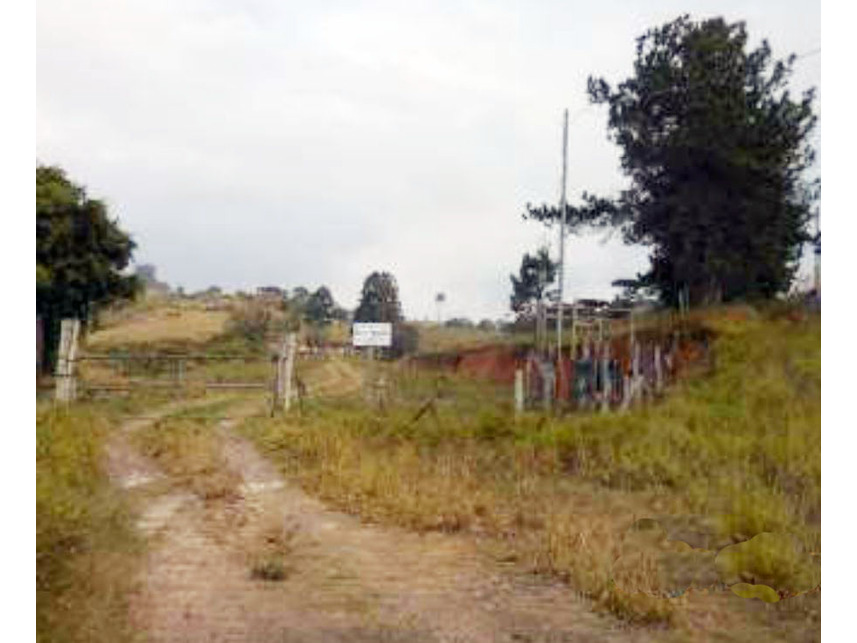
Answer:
[[514, 368, 524, 414]]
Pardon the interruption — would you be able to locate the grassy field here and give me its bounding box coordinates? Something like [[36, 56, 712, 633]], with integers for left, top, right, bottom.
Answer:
[[87, 305, 230, 350], [39, 300, 820, 640], [239, 307, 821, 638], [412, 322, 517, 353], [36, 404, 143, 643]]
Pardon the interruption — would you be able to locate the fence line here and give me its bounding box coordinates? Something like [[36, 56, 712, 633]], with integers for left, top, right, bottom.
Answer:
[[518, 333, 710, 413], [47, 319, 307, 414]]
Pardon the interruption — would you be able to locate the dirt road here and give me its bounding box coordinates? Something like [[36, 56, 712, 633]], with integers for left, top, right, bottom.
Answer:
[[106, 399, 660, 642]]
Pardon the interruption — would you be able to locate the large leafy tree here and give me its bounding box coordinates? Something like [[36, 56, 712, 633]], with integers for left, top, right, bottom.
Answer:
[[37, 165, 139, 370], [526, 16, 818, 306], [509, 247, 557, 316], [354, 271, 403, 323]]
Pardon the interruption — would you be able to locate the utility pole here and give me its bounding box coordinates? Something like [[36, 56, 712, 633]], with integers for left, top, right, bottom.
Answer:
[[537, 264, 547, 354], [813, 208, 821, 295], [557, 109, 568, 357]]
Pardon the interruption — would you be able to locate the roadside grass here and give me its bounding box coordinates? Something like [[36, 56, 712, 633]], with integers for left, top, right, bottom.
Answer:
[[37, 404, 142, 643], [239, 309, 820, 635]]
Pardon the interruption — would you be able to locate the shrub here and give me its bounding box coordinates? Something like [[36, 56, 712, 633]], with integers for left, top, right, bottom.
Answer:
[[226, 301, 273, 343]]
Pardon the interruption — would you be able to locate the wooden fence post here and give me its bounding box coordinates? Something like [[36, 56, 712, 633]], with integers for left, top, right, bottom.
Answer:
[[55, 319, 80, 402], [270, 354, 280, 415], [177, 358, 185, 397], [283, 333, 297, 411], [654, 344, 663, 395], [542, 359, 554, 413], [601, 343, 610, 414]]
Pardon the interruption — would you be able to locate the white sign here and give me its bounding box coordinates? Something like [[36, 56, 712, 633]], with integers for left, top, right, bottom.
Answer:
[[352, 322, 392, 347]]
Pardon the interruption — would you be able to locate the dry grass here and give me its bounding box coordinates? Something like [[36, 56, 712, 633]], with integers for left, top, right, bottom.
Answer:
[[87, 307, 229, 350], [412, 322, 513, 353], [240, 307, 820, 639]]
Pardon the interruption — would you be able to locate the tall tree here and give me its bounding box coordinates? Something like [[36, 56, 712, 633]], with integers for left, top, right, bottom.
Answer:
[[304, 286, 336, 326], [526, 16, 818, 306], [509, 247, 557, 316], [354, 272, 403, 323], [37, 165, 139, 370]]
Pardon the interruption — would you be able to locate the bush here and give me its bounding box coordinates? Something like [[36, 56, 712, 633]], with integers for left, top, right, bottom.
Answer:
[[226, 301, 273, 342]]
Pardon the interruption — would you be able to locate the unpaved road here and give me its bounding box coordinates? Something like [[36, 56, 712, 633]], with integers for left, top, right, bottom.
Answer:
[[106, 399, 661, 642]]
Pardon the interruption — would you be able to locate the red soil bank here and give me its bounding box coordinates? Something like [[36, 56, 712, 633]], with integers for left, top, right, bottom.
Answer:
[[454, 345, 523, 384], [411, 329, 712, 387]]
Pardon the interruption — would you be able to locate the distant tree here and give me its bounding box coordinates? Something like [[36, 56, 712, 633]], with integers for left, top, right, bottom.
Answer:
[[445, 318, 474, 329], [509, 247, 557, 316], [287, 287, 310, 312], [135, 264, 157, 284], [37, 165, 139, 370], [354, 272, 403, 323], [304, 286, 336, 326], [331, 306, 350, 322], [277, 287, 304, 330], [477, 319, 496, 332], [525, 15, 818, 306]]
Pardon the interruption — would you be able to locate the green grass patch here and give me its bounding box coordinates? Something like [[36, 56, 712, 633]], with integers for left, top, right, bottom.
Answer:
[[37, 405, 143, 643]]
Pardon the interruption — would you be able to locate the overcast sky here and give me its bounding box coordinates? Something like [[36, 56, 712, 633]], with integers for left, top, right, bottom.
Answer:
[[36, 0, 820, 321]]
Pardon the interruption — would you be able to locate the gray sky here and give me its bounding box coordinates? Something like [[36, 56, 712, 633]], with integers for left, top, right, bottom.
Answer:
[[37, 0, 820, 321]]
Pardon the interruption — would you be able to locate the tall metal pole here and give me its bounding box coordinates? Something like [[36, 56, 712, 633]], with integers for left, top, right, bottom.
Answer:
[[557, 109, 568, 356]]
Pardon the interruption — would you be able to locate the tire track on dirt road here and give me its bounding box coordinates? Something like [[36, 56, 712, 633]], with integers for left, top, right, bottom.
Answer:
[[106, 397, 662, 642]]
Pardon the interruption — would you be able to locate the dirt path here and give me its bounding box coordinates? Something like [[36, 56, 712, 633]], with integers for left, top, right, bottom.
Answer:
[[106, 399, 660, 642]]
